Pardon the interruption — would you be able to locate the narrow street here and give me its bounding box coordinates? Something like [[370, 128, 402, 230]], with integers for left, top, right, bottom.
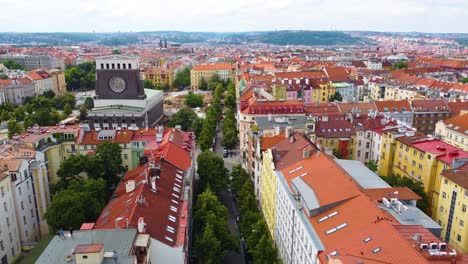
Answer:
[[213, 130, 246, 264]]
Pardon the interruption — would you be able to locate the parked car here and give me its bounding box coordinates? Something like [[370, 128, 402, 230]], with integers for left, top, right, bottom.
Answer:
[[223, 149, 228, 158]]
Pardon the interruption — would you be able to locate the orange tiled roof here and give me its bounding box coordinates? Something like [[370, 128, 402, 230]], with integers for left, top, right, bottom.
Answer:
[[374, 100, 411, 113], [442, 113, 468, 135], [362, 187, 421, 201]]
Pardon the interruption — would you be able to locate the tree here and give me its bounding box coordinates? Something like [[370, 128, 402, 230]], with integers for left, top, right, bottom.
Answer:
[[13, 107, 25, 121], [173, 67, 191, 89], [84, 97, 94, 110], [193, 223, 222, 264], [250, 235, 278, 264], [65, 62, 95, 91], [199, 78, 208, 91], [380, 173, 430, 213], [184, 93, 203, 108], [45, 178, 106, 231], [55, 154, 93, 189], [94, 142, 125, 195], [332, 148, 343, 159], [2, 59, 25, 70], [193, 188, 237, 263], [63, 103, 72, 116], [366, 160, 378, 173], [143, 79, 155, 89], [460, 77, 468, 84], [330, 92, 343, 102], [79, 105, 87, 121], [0, 74, 8, 80], [167, 108, 198, 131], [391, 61, 408, 70], [189, 117, 204, 139], [197, 151, 229, 194], [224, 93, 236, 111], [7, 119, 23, 138], [42, 90, 56, 99]]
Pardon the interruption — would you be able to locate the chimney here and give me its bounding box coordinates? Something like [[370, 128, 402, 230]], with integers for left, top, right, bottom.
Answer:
[[322, 115, 329, 122], [290, 136, 295, 143], [285, 126, 293, 138], [274, 126, 280, 136], [303, 147, 311, 159], [268, 113, 272, 122], [150, 177, 157, 192], [125, 180, 135, 193], [137, 217, 146, 233]]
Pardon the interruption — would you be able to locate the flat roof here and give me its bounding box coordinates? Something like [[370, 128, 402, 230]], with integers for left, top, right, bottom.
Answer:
[[144, 88, 164, 99], [37, 229, 137, 264], [335, 159, 389, 189]]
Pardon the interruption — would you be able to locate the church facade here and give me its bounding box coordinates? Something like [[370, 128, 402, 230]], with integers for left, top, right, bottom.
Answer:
[[86, 55, 164, 130]]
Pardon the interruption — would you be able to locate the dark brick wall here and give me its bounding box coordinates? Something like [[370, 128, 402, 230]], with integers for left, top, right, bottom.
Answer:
[[95, 69, 146, 100]]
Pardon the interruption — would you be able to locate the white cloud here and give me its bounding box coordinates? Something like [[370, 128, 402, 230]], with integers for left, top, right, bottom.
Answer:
[[0, 0, 466, 32]]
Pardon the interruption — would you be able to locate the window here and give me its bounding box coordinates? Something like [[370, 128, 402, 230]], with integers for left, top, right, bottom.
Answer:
[[442, 192, 447, 199], [462, 204, 467, 213], [3, 202, 7, 212], [418, 164, 422, 170], [21, 201, 24, 210], [439, 206, 444, 213], [0, 187, 3, 197], [457, 235, 462, 242], [460, 220, 464, 227], [444, 179, 448, 185], [23, 216, 27, 225], [365, 142, 370, 149], [18, 187, 22, 196], [124, 154, 128, 160]]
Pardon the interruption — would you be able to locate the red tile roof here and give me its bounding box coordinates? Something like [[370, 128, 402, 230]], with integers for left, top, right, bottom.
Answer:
[[411, 139, 468, 164], [95, 160, 185, 247], [270, 132, 317, 170], [362, 187, 421, 201], [375, 100, 411, 113], [192, 63, 233, 71], [325, 66, 350, 82]]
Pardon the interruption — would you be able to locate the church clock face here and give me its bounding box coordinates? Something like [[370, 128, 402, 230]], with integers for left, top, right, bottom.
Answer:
[[109, 76, 126, 93]]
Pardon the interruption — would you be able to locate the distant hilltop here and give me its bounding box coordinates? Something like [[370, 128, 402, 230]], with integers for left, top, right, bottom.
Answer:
[[0, 30, 368, 47]]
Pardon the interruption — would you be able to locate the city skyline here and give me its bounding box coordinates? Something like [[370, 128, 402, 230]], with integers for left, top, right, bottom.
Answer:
[[1, 0, 467, 33]]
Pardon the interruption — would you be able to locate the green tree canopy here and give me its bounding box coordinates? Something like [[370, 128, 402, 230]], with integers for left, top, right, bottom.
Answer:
[[184, 93, 203, 108], [197, 151, 229, 193], [189, 117, 204, 139], [460, 77, 468, 84], [173, 67, 191, 89], [65, 62, 96, 90], [167, 108, 198, 131], [2, 59, 25, 70], [45, 178, 106, 231], [94, 142, 125, 195], [0, 74, 8, 80], [7, 119, 23, 138], [84, 97, 94, 110], [330, 92, 343, 102], [366, 160, 378, 173], [143, 79, 155, 89], [391, 61, 408, 70], [380, 173, 430, 213], [199, 78, 208, 91]]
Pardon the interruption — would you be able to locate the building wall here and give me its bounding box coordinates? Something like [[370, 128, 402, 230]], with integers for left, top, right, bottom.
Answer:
[[354, 130, 374, 164], [413, 112, 451, 135], [312, 82, 335, 103], [3, 83, 35, 105], [371, 132, 383, 168], [0, 175, 22, 264], [261, 150, 277, 240], [150, 238, 185, 264], [378, 132, 397, 177], [435, 121, 468, 151], [29, 151, 51, 236], [10, 160, 40, 246], [275, 175, 320, 264], [436, 176, 468, 254], [147, 68, 175, 89]]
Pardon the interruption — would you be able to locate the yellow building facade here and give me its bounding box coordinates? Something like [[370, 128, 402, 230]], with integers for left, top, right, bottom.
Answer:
[[436, 169, 468, 254], [312, 81, 336, 103], [261, 149, 277, 240], [146, 67, 175, 90], [435, 114, 468, 151]]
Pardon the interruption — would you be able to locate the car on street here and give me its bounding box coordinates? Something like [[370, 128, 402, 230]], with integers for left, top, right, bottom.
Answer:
[[223, 149, 228, 158]]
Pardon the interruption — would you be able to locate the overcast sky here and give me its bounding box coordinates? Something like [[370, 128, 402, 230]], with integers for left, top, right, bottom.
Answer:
[[1, 0, 467, 33]]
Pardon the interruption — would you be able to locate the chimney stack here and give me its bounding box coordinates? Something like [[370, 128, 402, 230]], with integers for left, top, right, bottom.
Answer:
[[125, 180, 135, 193], [274, 126, 280, 136], [303, 147, 311, 159], [137, 217, 146, 233], [150, 177, 156, 192]]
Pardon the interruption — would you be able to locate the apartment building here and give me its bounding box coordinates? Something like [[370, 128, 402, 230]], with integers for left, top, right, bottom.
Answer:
[[0, 54, 58, 70], [311, 116, 356, 159], [436, 164, 468, 254], [0, 172, 22, 264], [411, 100, 452, 135], [375, 100, 414, 126], [145, 66, 175, 89], [0, 78, 35, 105], [26, 71, 54, 96], [435, 114, 468, 151], [0, 143, 50, 244], [190, 63, 235, 90]]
